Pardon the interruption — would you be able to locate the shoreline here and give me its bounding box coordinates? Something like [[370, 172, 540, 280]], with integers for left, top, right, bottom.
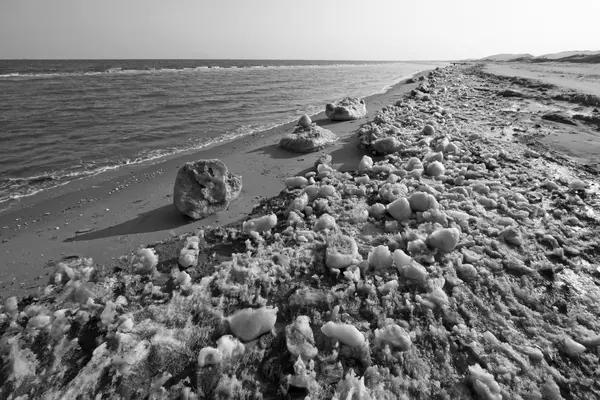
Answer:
[[0, 67, 434, 214], [0, 69, 432, 297]]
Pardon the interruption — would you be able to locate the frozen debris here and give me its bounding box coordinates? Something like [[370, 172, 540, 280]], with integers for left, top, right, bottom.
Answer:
[[374, 324, 411, 350], [286, 316, 318, 360], [469, 364, 502, 400], [563, 336, 586, 356], [326, 234, 360, 270], [3, 296, 18, 315], [428, 228, 460, 252], [287, 356, 318, 390], [403, 260, 428, 282], [314, 214, 338, 231], [408, 191, 439, 212], [358, 155, 374, 174], [131, 247, 158, 274], [179, 236, 200, 268], [27, 315, 52, 330], [321, 321, 365, 348], [175, 271, 192, 287], [117, 316, 133, 333], [367, 245, 394, 270], [456, 263, 478, 281], [426, 161, 445, 177], [387, 197, 412, 221], [242, 214, 277, 233], [569, 179, 586, 190], [289, 193, 309, 213], [216, 335, 245, 360], [422, 124, 435, 135], [285, 176, 309, 188], [227, 306, 278, 342], [332, 370, 372, 400], [197, 346, 223, 367]]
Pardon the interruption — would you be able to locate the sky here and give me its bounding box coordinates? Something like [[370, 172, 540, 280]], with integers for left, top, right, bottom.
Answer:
[[1, 0, 599, 60]]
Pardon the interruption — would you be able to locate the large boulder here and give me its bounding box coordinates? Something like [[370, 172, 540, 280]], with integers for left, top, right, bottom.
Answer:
[[173, 159, 242, 219], [325, 97, 367, 121], [279, 123, 338, 153]]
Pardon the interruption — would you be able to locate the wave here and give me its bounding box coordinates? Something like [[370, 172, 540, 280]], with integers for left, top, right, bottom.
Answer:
[[0, 61, 411, 80]]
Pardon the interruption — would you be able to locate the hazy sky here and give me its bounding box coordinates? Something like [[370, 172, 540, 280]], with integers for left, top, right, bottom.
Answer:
[[1, 0, 599, 60]]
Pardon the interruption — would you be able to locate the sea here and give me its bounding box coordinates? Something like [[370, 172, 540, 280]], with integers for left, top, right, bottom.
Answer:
[[0, 59, 442, 206]]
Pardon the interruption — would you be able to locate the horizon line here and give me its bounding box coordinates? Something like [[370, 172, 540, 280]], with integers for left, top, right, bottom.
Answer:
[[0, 57, 454, 62]]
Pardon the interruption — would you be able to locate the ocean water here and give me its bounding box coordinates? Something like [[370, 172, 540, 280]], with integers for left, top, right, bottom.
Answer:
[[0, 59, 441, 204]]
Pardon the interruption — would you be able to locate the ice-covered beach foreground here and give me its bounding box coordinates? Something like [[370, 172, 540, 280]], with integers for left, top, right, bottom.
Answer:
[[1, 64, 600, 399]]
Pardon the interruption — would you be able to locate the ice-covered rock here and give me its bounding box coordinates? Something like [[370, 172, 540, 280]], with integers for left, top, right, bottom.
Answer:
[[325, 97, 367, 121], [280, 125, 339, 153], [298, 114, 312, 129], [173, 159, 242, 219]]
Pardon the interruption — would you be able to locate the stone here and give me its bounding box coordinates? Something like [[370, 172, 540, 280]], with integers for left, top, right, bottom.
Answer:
[[279, 125, 339, 153], [298, 114, 312, 129], [325, 97, 367, 121], [173, 159, 242, 219]]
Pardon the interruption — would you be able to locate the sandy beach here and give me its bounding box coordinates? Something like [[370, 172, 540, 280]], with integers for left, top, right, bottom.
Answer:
[[2, 63, 600, 399], [0, 71, 431, 296]]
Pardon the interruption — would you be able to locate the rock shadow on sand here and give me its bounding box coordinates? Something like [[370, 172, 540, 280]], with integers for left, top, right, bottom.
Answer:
[[64, 204, 193, 242]]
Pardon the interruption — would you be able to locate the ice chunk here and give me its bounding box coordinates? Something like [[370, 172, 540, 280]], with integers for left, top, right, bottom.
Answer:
[[243, 214, 277, 233], [321, 321, 365, 348]]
